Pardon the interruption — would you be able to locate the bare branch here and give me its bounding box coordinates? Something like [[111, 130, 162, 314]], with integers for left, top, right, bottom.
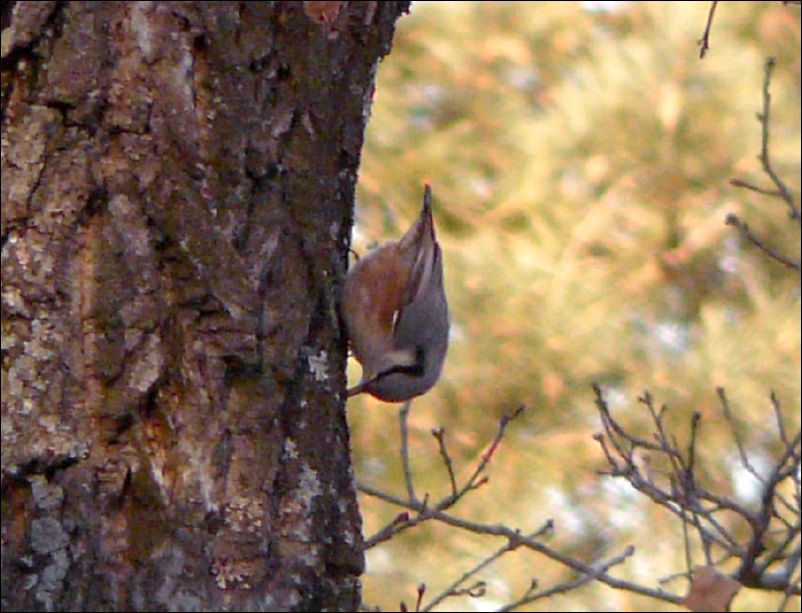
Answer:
[[364, 380, 799, 611], [594, 384, 801, 598], [594, 386, 749, 557], [359, 481, 686, 605], [362, 407, 525, 550], [727, 55, 801, 281]]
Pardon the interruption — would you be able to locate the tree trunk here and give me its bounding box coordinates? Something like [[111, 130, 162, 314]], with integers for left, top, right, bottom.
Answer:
[[1, 2, 408, 610]]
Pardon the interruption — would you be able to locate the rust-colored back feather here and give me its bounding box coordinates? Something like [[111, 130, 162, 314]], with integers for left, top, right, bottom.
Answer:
[[343, 243, 409, 372]]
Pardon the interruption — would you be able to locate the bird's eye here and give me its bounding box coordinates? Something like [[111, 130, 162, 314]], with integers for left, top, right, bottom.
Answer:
[[414, 345, 425, 371]]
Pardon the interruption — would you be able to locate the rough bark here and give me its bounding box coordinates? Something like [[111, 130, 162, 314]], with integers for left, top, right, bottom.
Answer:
[[1, 1, 408, 610]]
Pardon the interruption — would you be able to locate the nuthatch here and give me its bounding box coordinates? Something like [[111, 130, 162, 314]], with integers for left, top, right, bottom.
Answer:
[[343, 184, 449, 402]]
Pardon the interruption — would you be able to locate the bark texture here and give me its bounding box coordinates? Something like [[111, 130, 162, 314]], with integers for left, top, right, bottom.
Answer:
[[1, 1, 408, 610]]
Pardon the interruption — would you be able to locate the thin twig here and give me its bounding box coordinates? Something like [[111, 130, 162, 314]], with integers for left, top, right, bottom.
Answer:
[[421, 521, 554, 612], [771, 392, 789, 447], [659, 549, 739, 587], [414, 583, 426, 612], [399, 400, 418, 504], [470, 406, 525, 486], [717, 387, 764, 483], [596, 387, 684, 461], [679, 499, 696, 576], [729, 178, 784, 198], [431, 427, 458, 497], [496, 546, 637, 612], [725, 214, 801, 272], [717, 388, 799, 521], [363, 511, 411, 549], [756, 58, 799, 221], [698, 1, 719, 58], [685, 412, 714, 565]]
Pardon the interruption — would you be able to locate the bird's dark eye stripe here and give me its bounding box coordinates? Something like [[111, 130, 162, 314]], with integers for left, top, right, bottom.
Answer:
[[376, 346, 425, 380]]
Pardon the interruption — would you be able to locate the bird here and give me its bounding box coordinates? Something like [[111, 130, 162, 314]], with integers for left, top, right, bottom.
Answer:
[[342, 184, 449, 402]]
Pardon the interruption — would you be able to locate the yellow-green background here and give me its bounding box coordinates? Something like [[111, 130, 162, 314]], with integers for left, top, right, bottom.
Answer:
[[348, 2, 801, 611]]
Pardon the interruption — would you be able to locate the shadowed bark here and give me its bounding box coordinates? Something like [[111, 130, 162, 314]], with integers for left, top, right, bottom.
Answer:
[[1, 1, 408, 610]]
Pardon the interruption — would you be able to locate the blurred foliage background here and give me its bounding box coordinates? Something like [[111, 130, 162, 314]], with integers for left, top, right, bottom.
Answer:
[[348, 2, 801, 611]]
